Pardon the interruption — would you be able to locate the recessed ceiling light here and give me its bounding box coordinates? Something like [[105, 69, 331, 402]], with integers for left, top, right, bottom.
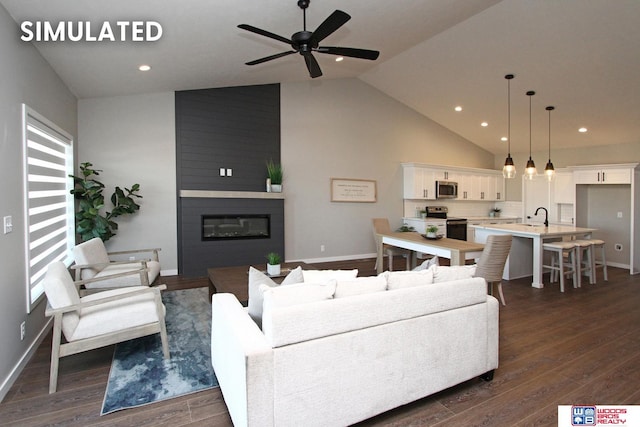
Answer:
[[481, 122, 488, 127], [138, 64, 151, 71], [335, 57, 344, 62], [501, 137, 508, 142], [578, 127, 588, 133], [454, 106, 463, 112]]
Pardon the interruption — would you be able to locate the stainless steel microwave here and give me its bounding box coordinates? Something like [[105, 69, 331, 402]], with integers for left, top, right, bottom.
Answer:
[[435, 181, 458, 199]]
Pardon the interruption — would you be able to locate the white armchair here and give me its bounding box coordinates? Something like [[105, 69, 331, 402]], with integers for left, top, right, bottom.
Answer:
[[43, 261, 170, 393], [72, 237, 161, 289]]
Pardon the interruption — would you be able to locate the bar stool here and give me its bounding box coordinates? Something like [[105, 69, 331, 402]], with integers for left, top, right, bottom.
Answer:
[[542, 241, 579, 292], [573, 239, 595, 286], [578, 239, 608, 282]]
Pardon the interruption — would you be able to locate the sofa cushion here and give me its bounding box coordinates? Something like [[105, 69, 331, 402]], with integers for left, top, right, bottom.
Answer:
[[382, 268, 435, 290], [72, 237, 110, 279], [302, 269, 358, 283], [261, 280, 336, 310], [334, 276, 387, 298], [433, 265, 477, 283], [84, 261, 161, 288], [262, 277, 488, 348], [248, 266, 304, 328]]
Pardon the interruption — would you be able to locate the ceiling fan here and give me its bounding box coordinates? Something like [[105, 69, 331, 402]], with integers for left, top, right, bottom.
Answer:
[[238, 0, 380, 78]]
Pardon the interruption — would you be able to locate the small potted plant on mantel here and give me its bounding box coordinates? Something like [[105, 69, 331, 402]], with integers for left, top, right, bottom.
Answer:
[[426, 225, 439, 239], [266, 159, 283, 193], [266, 252, 282, 276]]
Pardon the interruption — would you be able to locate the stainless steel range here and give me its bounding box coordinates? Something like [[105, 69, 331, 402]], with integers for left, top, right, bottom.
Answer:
[[425, 206, 468, 241]]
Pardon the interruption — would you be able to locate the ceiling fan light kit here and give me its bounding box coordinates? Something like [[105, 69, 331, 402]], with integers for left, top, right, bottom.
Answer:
[[238, 0, 380, 78]]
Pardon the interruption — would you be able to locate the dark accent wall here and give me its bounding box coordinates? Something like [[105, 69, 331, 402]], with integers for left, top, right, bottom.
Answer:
[[176, 84, 283, 276], [176, 84, 280, 192]]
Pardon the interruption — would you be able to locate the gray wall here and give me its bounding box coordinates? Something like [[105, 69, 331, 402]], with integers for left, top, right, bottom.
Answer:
[[78, 93, 177, 274], [0, 3, 77, 400]]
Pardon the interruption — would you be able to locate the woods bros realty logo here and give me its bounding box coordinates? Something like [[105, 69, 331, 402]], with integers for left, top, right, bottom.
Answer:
[[20, 20, 162, 42], [558, 405, 640, 426]]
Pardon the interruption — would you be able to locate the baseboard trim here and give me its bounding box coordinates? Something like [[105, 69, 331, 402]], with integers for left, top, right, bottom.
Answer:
[[289, 253, 377, 264], [0, 318, 52, 403]]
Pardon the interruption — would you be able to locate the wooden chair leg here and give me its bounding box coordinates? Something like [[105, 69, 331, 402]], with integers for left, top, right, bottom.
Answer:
[[497, 282, 506, 306], [49, 315, 63, 393]]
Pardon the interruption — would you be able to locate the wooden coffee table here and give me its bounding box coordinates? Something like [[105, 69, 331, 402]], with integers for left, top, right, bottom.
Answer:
[[207, 262, 314, 302]]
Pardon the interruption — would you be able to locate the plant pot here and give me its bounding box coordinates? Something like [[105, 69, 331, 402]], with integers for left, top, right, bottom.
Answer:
[[266, 263, 281, 276], [426, 232, 437, 238], [270, 184, 282, 193]]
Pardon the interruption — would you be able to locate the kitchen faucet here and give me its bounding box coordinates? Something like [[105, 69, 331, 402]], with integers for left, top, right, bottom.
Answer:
[[534, 207, 549, 227]]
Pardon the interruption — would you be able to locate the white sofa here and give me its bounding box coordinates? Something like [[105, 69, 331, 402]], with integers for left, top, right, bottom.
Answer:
[[210, 268, 499, 427]]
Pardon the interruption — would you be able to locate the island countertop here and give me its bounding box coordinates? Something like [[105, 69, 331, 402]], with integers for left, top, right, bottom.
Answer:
[[470, 223, 596, 238]]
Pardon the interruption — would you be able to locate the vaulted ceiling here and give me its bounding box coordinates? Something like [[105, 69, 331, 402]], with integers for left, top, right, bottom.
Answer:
[[2, 0, 639, 155]]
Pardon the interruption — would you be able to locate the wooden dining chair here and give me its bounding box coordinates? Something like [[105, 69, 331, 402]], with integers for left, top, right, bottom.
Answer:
[[372, 218, 411, 271]]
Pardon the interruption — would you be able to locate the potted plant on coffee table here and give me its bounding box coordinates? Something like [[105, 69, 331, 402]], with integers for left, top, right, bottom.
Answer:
[[266, 252, 282, 276]]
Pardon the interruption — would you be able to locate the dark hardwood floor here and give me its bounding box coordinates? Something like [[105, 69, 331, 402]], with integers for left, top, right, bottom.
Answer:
[[1, 259, 638, 426]]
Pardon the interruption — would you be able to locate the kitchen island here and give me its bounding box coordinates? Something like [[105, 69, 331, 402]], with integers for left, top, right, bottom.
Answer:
[[472, 223, 596, 288]]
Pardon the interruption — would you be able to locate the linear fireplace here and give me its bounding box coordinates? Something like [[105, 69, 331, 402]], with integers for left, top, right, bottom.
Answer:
[[202, 214, 270, 240]]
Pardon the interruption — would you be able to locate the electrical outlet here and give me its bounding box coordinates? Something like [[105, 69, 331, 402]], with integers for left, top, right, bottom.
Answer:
[[617, 211, 623, 218], [129, 256, 135, 261], [219, 168, 226, 177], [615, 243, 623, 251], [320, 245, 325, 252], [226, 168, 232, 176], [3, 216, 12, 234], [20, 321, 25, 340]]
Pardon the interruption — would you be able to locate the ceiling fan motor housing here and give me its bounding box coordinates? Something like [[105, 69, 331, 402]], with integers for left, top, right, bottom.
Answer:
[[292, 31, 316, 52]]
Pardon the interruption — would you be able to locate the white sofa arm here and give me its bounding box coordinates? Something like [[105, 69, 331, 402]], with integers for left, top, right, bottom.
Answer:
[[211, 293, 274, 427]]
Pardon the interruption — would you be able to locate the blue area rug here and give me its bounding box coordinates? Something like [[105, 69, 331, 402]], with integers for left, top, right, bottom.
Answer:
[[101, 287, 218, 415]]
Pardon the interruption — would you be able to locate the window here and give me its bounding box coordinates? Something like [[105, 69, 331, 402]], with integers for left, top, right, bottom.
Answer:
[[22, 105, 74, 313]]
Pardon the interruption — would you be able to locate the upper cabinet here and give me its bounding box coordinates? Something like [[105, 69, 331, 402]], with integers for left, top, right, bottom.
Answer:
[[402, 163, 504, 201], [572, 165, 632, 185], [403, 165, 436, 199]]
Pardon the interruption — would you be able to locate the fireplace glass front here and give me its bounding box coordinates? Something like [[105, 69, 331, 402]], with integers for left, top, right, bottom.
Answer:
[[202, 214, 270, 240]]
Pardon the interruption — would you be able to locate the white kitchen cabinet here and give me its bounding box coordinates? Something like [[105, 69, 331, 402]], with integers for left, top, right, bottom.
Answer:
[[553, 169, 574, 204], [402, 163, 504, 201], [573, 167, 631, 184], [403, 166, 436, 199]]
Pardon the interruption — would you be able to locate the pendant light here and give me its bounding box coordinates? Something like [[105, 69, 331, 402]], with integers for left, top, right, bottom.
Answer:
[[524, 90, 537, 180], [502, 74, 516, 178], [544, 106, 556, 181]]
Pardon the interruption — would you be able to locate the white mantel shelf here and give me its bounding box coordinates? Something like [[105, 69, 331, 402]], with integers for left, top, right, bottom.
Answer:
[[180, 190, 284, 199]]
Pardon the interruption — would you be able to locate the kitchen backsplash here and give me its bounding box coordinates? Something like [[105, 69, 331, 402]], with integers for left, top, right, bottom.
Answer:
[[403, 200, 522, 219]]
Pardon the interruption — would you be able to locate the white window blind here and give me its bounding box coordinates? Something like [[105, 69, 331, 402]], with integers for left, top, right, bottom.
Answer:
[[22, 105, 74, 313]]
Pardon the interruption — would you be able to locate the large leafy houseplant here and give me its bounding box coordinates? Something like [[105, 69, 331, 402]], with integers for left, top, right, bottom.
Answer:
[[69, 162, 142, 242]]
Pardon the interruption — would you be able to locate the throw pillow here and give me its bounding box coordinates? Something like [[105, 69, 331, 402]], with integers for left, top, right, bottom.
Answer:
[[382, 268, 435, 290], [248, 266, 304, 327], [432, 265, 477, 283], [334, 276, 388, 298], [302, 269, 358, 283], [412, 256, 439, 271], [260, 280, 337, 309]]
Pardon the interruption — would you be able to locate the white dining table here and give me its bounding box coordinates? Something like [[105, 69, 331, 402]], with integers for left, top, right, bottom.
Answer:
[[472, 223, 596, 288]]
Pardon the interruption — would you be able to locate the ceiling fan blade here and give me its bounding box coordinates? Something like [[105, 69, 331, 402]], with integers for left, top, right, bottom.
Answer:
[[246, 51, 296, 66], [310, 10, 350, 45], [317, 46, 380, 60], [238, 24, 292, 45], [303, 52, 322, 78]]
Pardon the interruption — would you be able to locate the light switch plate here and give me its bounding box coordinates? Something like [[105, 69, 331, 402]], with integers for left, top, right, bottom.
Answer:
[[3, 216, 12, 234]]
